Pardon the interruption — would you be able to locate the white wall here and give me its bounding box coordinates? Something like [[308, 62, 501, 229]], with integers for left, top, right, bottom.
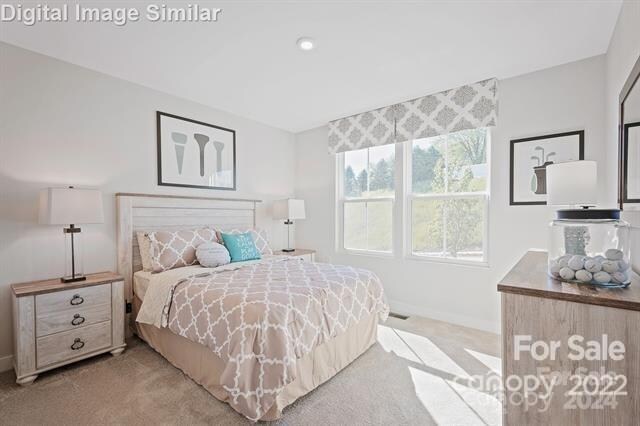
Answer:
[[0, 43, 296, 368], [295, 56, 607, 333], [604, 1, 640, 270]]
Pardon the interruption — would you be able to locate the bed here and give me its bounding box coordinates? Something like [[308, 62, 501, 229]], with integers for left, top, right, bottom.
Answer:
[[116, 193, 388, 421]]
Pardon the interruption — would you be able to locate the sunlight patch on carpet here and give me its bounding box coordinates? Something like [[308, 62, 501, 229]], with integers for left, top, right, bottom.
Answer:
[[377, 325, 422, 363], [465, 348, 502, 375], [394, 328, 469, 378], [409, 367, 486, 426]]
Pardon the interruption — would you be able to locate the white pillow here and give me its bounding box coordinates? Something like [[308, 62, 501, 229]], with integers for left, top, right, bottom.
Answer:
[[196, 242, 231, 268], [136, 232, 153, 272]]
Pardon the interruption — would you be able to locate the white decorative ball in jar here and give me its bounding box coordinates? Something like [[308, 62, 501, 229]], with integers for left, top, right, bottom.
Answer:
[[575, 269, 593, 283]]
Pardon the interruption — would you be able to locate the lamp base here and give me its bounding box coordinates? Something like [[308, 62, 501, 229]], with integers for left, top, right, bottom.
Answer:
[[282, 248, 295, 253], [63, 224, 85, 284], [61, 275, 87, 283]]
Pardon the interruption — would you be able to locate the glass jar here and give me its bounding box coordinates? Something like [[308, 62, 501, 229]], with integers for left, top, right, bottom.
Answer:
[[548, 209, 631, 287]]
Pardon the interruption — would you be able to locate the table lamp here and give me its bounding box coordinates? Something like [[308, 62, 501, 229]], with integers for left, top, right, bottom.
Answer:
[[39, 187, 104, 283], [273, 199, 306, 252], [547, 161, 599, 256]]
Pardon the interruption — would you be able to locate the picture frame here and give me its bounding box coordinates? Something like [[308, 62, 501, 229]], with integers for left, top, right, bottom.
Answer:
[[623, 121, 640, 203], [618, 54, 640, 209], [157, 111, 236, 190], [509, 130, 584, 206]]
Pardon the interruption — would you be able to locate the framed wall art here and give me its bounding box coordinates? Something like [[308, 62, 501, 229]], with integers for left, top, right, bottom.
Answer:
[[623, 122, 640, 202], [510, 130, 584, 205], [619, 54, 640, 207], [157, 111, 236, 190]]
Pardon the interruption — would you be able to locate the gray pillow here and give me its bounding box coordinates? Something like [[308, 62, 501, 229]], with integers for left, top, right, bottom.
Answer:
[[196, 242, 231, 268]]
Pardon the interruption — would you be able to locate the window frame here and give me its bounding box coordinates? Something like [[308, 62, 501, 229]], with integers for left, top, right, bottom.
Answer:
[[404, 129, 490, 267], [336, 145, 397, 257], [335, 130, 490, 266]]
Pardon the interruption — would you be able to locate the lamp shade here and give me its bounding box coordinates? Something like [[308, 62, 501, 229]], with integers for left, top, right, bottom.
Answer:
[[39, 187, 104, 225], [546, 161, 597, 206], [273, 199, 306, 220]]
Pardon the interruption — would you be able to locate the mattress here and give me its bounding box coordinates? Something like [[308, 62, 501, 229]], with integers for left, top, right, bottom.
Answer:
[[133, 270, 153, 300]]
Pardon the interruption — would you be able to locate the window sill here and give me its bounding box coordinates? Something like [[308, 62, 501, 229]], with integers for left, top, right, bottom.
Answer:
[[337, 248, 394, 259], [405, 254, 489, 268], [335, 249, 490, 267]]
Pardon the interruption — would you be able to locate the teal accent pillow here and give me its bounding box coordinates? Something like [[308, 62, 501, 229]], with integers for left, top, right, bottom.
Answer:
[[220, 232, 261, 262]]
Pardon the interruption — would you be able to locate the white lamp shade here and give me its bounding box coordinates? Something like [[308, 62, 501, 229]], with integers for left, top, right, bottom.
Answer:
[[39, 187, 104, 225], [273, 199, 306, 220], [546, 161, 597, 206]]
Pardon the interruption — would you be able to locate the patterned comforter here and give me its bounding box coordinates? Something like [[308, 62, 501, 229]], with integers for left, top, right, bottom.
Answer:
[[145, 257, 389, 421]]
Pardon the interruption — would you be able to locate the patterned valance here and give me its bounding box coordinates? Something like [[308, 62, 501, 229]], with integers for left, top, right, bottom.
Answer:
[[327, 78, 498, 154]]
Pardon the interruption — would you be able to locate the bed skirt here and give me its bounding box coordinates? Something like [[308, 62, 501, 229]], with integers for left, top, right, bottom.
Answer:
[[133, 296, 378, 421]]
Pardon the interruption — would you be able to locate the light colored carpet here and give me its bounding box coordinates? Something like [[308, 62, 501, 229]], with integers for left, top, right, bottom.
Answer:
[[0, 316, 501, 425]]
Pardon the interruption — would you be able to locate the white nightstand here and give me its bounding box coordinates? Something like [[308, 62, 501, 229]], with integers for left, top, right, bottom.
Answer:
[[277, 249, 316, 262], [11, 272, 126, 385]]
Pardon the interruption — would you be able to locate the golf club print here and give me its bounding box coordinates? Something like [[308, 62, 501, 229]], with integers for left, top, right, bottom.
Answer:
[[171, 132, 188, 174], [213, 141, 225, 174], [193, 133, 210, 177]]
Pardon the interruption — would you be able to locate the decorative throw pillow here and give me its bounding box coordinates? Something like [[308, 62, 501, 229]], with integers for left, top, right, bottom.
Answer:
[[136, 232, 153, 272], [220, 232, 262, 262], [196, 242, 231, 268], [148, 228, 217, 273], [216, 228, 273, 255]]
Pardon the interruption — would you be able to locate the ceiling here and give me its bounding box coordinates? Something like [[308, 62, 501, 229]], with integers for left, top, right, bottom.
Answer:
[[0, 1, 622, 133]]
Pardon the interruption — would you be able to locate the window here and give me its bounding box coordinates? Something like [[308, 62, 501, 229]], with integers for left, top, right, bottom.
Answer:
[[336, 128, 489, 263], [339, 144, 395, 253], [409, 128, 489, 262]]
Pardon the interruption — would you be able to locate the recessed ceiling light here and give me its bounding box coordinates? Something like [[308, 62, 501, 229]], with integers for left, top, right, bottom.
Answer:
[[297, 37, 315, 51]]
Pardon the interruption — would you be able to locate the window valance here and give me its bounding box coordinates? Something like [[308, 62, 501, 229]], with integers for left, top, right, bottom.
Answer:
[[327, 78, 498, 154]]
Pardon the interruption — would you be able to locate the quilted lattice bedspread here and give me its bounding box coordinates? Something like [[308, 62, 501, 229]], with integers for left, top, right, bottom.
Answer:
[[164, 258, 388, 420]]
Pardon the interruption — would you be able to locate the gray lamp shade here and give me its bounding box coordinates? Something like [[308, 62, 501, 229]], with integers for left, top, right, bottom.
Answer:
[[39, 187, 104, 225]]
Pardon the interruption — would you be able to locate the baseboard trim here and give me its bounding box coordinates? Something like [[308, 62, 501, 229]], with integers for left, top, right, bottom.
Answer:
[[0, 354, 13, 373], [387, 299, 500, 334]]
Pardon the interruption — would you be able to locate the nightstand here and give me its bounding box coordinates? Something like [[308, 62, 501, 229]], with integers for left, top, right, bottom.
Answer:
[[278, 249, 316, 262], [11, 272, 126, 385]]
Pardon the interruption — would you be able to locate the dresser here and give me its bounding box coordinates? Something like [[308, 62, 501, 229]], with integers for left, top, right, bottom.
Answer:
[[11, 272, 126, 385], [499, 251, 640, 424], [277, 249, 316, 262]]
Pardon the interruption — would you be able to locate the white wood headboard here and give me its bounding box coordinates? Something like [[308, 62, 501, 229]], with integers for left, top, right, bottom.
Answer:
[[116, 193, 261, 305]]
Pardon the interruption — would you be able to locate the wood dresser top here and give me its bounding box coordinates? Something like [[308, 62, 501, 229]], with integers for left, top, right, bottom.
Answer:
[[498, 251, 640, 311], [12, 272, 123, 297]]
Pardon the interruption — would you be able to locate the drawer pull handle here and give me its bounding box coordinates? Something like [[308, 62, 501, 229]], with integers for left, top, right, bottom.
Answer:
[[71, 314, 85, 326], [70, 338, 85, 351], [70, 294, 84, 306]]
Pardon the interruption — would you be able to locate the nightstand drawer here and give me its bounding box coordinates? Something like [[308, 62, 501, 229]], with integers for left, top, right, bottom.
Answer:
[[36, 284, 111, 316], [36, 320, 112, 368], [36, 303, 112, 337]]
